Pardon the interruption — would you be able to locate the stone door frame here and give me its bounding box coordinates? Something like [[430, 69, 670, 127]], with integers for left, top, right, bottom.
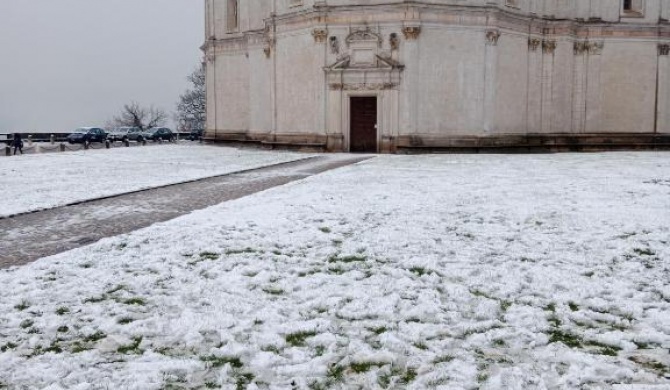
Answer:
[[346, 93, 380, 153]]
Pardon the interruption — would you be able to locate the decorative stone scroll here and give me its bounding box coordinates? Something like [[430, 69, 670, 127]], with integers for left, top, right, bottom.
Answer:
[[542, 39, 557, 54], [588, 41, 604, 55], [312, 28, 328, 43], [574, 40, 604, 55], [659, 44, 670, 56], [402, 26, 421, 40], [390, 33, 400, 51], [486, 30, 501, 46], [528, 38, 541, 52]]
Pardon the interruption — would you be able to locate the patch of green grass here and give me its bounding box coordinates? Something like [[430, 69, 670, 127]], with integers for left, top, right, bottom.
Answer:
[[57, 326, 69, 333], [349, 361, 386, 374], [0, 342, 18, 352], [326, 364, 345, 381], [413, 342, 428, 350], [548, 315, 562, 327], [262, 287, 285, 295], [368, 326, 388, 335], [224, 248, 256, 256], [43, 341, 62, 354], [492, 338, 506, 347], [117, 336, 143, 355], [235, 373, 254, 390], [434, 355, 455, 364], [79, 263, 93, 269], [399, 367, 417, 384], [568, 302, 579, 312], [328, 254, 367, 263], [117, 317, 135, 325], [199, 251, 221, 260], [122, 297, 146, 306], [545, 302, 556, 312], [83, 330, 107, 343], [55, 307, 70, 315], [261, 345, 281, 354], [319, 227, 332, 233], [83, 295, 108, 304], [14, 300, 30, 311], [285, 330, 317, 347], [633, 247, 656, 256], [548, 329, 582, 348], [409, 267, 431, 277], [20, 319, 34, 329], [200, 355, 243, 369], [582, 271, 595, 277], [470, 289, 493, 299], [314, 345, 326, 356]]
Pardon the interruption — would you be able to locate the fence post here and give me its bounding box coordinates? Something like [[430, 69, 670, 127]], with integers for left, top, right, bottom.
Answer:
[[84, 141, 89, 150], [5, 146, 10, 156], [124, 139, 130, 147], [28, 135, 33, 146], [142, 139, 147, 146], [60, 143, 65, 152], [105, 140, 110, 149], [50, 134, 55, 144]]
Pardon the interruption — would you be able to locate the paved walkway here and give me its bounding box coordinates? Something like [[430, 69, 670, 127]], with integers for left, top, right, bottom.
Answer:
[[0, 155, 372, 268]]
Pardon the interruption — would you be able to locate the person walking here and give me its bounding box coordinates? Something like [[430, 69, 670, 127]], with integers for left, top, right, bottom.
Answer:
[[12, 133, 23, 155]]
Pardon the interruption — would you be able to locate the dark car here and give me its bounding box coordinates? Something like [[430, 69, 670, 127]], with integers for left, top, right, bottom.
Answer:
[[187, 129, 204, 141], [126, 128, 146, 142], [66, 127, 107, 144], [108, 127, 141, 142], [142, 127, 175, 142]]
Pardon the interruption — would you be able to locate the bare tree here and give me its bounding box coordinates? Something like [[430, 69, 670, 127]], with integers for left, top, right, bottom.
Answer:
[[111, 102, 167, 130], [176, 64, 206, 132]]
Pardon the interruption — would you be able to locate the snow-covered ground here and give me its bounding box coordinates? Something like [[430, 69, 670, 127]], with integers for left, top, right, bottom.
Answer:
[[1, 152, 669, 389], [0, 144, 309, 217]]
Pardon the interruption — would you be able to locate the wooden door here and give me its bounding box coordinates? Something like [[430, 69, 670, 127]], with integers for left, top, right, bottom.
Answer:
[[350, 97, 377, 153]]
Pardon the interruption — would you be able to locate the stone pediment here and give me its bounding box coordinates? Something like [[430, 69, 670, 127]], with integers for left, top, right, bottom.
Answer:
[[325, 54, 404, 71], [346, 30, 382, 47]]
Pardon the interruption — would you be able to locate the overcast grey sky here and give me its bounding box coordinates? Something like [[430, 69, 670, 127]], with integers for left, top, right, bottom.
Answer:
[[0, 0, 204, 132]]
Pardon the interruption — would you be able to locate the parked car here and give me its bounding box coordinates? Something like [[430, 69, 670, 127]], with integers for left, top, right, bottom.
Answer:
[[126, 128, 146, 142], [108, 127, 141, 142], [66, 127, 107, 144], [187, 129, 204, 141], [142, 127, 175, 142]]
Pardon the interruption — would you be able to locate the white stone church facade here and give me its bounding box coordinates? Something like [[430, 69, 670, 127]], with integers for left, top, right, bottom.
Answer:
[[203, 0, 670, 152]]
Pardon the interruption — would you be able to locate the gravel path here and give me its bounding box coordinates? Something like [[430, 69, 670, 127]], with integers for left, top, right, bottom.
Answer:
[[0, 155, 372, 268]]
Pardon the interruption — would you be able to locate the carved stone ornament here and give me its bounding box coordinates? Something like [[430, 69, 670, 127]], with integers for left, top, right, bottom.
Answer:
[[390, 33, 400, 51], [528, 38, 541, 52], [346, 29, 382, 47], [263, 45, 272, 58], [312, 28, 328, 43], [329, 36, 340, 54], [659, 44, 670, 56], [542, 40, 557, 54], [587, 41, 604, 55], [485, 30, 501, 46], [402, 26, 421, 40], [329, 83, 397, 91], [574, 41, 588, 55], [205, 52, 216, 63]]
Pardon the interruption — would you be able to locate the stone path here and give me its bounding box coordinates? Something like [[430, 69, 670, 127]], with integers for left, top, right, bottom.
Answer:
[[0, 155, 372, 268]]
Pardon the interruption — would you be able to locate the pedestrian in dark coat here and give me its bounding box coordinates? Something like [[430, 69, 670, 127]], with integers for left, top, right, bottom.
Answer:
[[13, 133, 23, 155]]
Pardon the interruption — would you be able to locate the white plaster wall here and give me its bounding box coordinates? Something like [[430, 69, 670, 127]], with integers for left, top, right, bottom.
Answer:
[[275, 32, 322, 134], [600, 41, 658, 133], [413, 27, 486, 135], [248, 48, 273, 133], [494, 33, 529, 134], [216, 53, 250, 131]]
